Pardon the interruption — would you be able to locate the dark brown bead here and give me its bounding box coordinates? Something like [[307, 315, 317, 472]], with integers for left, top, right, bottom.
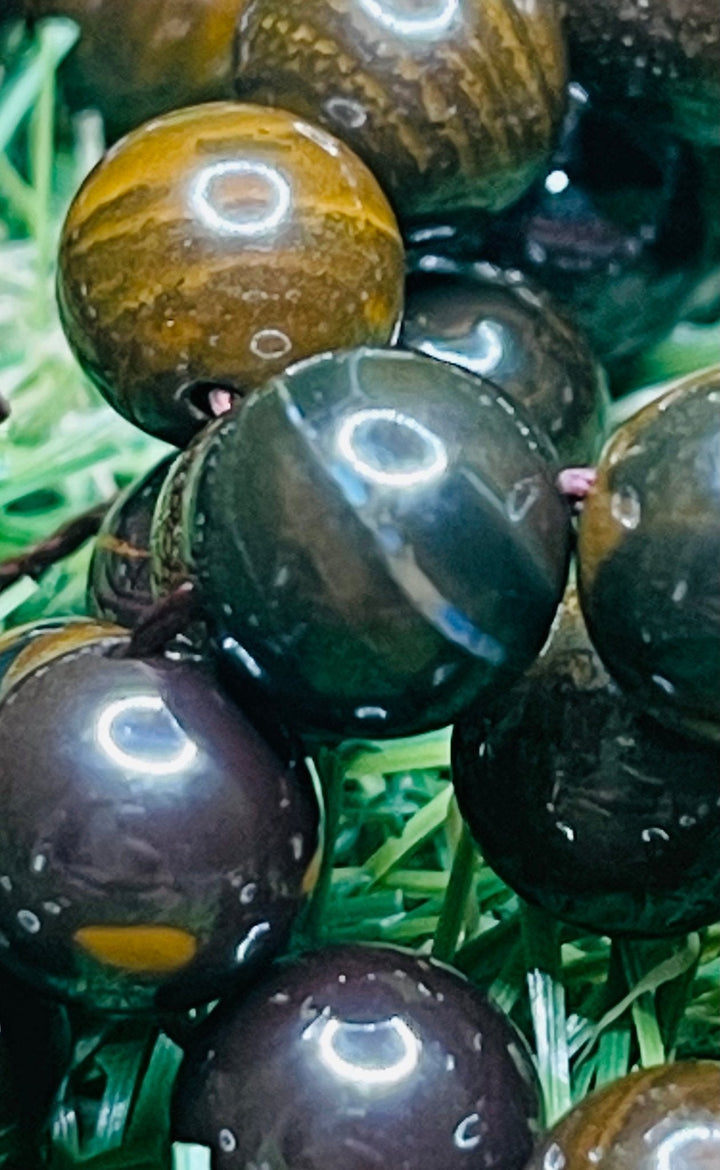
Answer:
[[0, 620, 321, 1014], [173, 944, 541, 1170], [452, 589, 720, 938], [24, 0, 240, 139], [151, 347, 571, 739], [578, 366, 720, 744], [88, 456, 174, 627], [233, 0, 567, 222], [57, 102, 404, 447], [481, 98, 710, 364], [565, 0, 720, 146], [401, 261, 608, 465], [527, 1062, 720, 1168]]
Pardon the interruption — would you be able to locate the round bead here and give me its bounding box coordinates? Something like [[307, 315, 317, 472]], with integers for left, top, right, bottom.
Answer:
[[578, 366, 720, 744], [0, 620, 321, 1013], [25, 0, 240, 139], [88, 456, 174, 627], [401, 262, 607, 465], [57, 102, 404, 447], [527, 1062, 720, 1168], [565, 0, 720, 146], [151, 347, 571, 739], [233, 0, 567, 222], [172, 944, 541, 1170], [481, 100, 710, 363], [452, 589, 720, 938]]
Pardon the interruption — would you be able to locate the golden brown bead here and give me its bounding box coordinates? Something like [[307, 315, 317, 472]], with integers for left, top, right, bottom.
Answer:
[[57, 102, 405, 446], [527, 1062, 720, 1168], [233, 0, 567, 222], [25, 0, 241, 139]]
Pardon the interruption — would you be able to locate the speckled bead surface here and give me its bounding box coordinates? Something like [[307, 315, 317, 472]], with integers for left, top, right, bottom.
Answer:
[[401, 261, 607, 465], [151, 347, 571, 739], [565, 0, 720, 146], [0, 620, 321, 1014], [579, 366, 720, 744], [233, 0, 567, 222], [25, 0, 241, 139], [481, 100, 709, 363], [527, 1061, 720, 1168], [57, 102, 404, 447], [88, 456, 174, 627], [173, 944, 541, 1170], [452, 589, 720, 938]]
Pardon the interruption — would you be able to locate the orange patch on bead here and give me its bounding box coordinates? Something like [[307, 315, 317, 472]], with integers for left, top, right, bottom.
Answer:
[[73, 925, 197, 973]]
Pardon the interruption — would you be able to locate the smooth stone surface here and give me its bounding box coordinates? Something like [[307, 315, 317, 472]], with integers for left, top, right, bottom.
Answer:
[[452, 589, 720, 938], [401, 261, 607, 465], [57, 102, 404, 447], [88, 456, 174, 627], [527, 1062, 720, 1168], [481, 97, 709, 364], [25, 0, 240, 139], [0, 619, 320, 1014], [173, 944, 541, 1170], [579, 366, 720, 744], [565, 0, 720, 146], [151, 347, 571, 739], [233, 0, 566, 221]]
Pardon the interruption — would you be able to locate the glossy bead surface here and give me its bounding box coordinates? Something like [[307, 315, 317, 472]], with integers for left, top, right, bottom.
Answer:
[[481, 101, 709, 363], [579, 367, 720, 744], [527, 1062, 720, 1168], [233, 0, 566, 222], [565, 0, 720, 146], [25, 0, 240, 139], [152, 347, 571, 739], [401, 261, 607, 465], [0, 620, 320, 1014], [88, 456, 174, 627], [452, 590, 720, 938], [57, 103, 404, 447], [173, 944, 541, 1170]]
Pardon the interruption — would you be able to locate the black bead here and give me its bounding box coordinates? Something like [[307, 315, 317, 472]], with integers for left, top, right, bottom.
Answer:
[[173, 944, 541, 1170]]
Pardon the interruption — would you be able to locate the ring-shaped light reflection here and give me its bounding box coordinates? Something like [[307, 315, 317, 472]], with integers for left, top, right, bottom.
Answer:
[[336, 407, 448, 488], [419, 318, 505, 378], [317, 1015, 421, 1087], [190, 160, 292, 238], [655, 1123, 720, 1169], [357, 0, 460, 37], [95, 695, 198, 777]]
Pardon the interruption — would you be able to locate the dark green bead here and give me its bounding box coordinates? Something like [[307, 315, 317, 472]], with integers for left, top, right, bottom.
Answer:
[[452, 590, 720, 938], [157, 347, 571, 739]]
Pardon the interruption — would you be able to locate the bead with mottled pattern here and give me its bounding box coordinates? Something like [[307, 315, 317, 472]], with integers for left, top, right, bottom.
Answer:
[[57, 102, 404, 446], [233, 0, 567, 221], [527, 1062, 720, 1168]]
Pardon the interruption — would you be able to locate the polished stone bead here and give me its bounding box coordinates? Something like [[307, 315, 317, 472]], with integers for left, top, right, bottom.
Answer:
[[0, 619, 321, 1014], [579, 365, 720, 744], [151, 347, 571, 739], [173, 944, 541, 1170], [527, 1062, 720, 1168], [565, 0, 720, 146], [481, 99, 709, 364], [401, 261, 607, 465], [452, 589, 720, 937], [233, 0, 567, 222], [25, 0, 240, 139], [57, 103, 404, 447], [88, 456, 174, 627]]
